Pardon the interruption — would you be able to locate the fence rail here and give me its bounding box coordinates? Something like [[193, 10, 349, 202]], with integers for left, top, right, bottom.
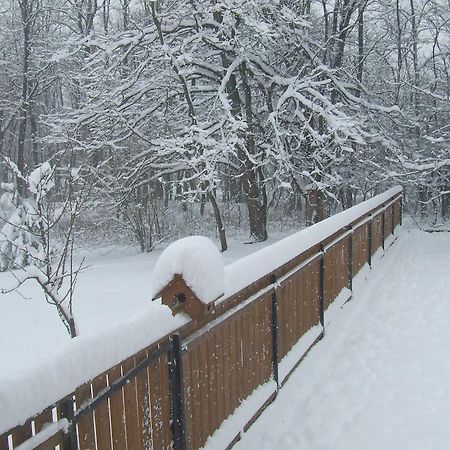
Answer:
[[0, 188, 402, 450]]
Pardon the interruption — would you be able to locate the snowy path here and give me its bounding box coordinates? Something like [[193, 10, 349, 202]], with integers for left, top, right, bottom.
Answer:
[[234, 229, 450, 450]]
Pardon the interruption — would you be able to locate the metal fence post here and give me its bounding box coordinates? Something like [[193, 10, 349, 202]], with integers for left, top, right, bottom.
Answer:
[[319, 245, 325, 328], [399, 197, 403, 226], [367, 215, 372, 267], [347, 230, 353, 291], [392, 204, 396, 234], [270, 274, 279, 389], [60, 397, 78, 450], [382, 209, 386, 250], [169, 334, 186, 450]]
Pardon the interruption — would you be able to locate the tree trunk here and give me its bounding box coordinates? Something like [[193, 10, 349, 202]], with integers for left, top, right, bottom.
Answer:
[[306, 189, 324, 226], [17, 0, 33, 195], [442, 187, 449, 222], [419, 185, 428, 219], [208, 192, 228, 252]]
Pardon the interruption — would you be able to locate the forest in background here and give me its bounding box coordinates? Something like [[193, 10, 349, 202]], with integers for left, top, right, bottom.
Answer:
[[0, 0, 449, 261]]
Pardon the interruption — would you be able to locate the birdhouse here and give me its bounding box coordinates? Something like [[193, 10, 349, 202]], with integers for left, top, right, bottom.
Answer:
[[150, 236, 225, 322], [152, 274, 215, 322]]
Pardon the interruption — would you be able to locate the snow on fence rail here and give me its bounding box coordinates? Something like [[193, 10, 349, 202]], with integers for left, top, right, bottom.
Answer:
[[0, 186, 403, 450]]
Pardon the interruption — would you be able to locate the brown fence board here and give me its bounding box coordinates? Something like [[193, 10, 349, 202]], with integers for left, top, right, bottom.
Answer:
[[278, 281, 288, 360], [200, 340, 211, 445], [91, 373, 112, 450], [305, 267, 311, 330], [254, 300, 263, 385], [0, 434, 9, 450], [108, 366, 127, 450], [135, 350, 151, 450], [223, 322, 232, 423], [75, 383, 96, 450], [208, 333, 219, 436], [148, 358, 163, 450], [122, 356, 140, 450], [385, 208, 393, 237], [215, 327, 225, 427], [182, 352, 194, 450], [260, 295, 272, 384], [231, 318, 240, 418], [353, 223, 369, 274], [243, 309, 252, 397], [372, 213, 383, 254], [34, 407, 54, 434], [394, 200, 401, 227], [11, 421, 32, 447], [159, 354, 172, 450], [188, 345, 200, 448]]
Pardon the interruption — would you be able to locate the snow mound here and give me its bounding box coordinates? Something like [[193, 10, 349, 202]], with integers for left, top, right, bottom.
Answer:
[[151, 236, 224, 304]]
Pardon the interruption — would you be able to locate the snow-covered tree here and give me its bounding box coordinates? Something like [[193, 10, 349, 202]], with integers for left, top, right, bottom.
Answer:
[[0, 158, 88, 338]]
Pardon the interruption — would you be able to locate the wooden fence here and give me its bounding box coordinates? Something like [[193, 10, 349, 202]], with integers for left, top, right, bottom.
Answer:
[[0, 188, 402, 450]]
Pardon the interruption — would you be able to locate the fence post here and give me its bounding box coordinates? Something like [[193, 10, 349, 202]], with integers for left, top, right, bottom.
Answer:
[[270, 274, 279, 389], [60, 397, 78, 450], [392, 204, 396, 234], [347, 229, 353, 291], [169, 334, 186, 450], [367, 215, 372, 267], [399, 197, 403, 226], [382, 208, 386, 250], [319, 245, 325, 328]]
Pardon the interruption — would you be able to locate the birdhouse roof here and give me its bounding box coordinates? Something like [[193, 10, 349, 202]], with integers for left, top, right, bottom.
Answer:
[[151, 236, 225, 304]]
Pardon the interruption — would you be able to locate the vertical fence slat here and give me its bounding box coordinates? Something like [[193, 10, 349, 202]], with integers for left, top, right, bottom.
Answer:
[[122, 357, 140, 450], [11, 422, 32, 447], [223, 323, 232, 422], [75, 383, 96, 450], [200, 340, 210, 445], [271, 279, 279, 386], [208, 333, 219, 437], [243, 309, 251, 398], [255, 299, 264, 385], [295, 274, 302, 346], [108, 366, 127, 450], [191, 344, 201, 450], [91, 374, 112, 450], [34, 407, 54, 434], [182, 352, 193, 450], [0, 434, 9, 450], [135, 350, 151, 450], [160, 354, 172, 449], [231, 319, 240, 407], [148, 357, 163, 450], [216, 327, 225, 427], [278, 283, 287, 360]]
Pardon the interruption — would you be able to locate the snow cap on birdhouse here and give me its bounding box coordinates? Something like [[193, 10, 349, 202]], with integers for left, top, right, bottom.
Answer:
[[151, 236, 225, 321]]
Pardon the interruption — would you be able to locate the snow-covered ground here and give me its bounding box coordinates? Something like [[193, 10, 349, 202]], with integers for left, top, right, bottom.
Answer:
[[234, 228, 450, 450], [0, 232, 290, 378]]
